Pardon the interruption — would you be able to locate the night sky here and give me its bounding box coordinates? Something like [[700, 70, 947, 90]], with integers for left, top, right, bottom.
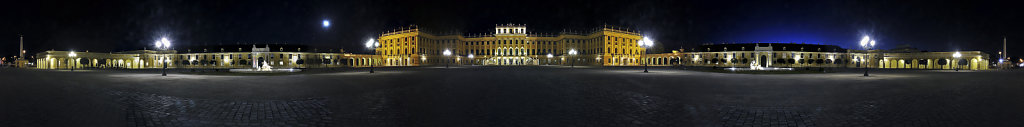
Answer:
[[1, 0, 1021, 60]]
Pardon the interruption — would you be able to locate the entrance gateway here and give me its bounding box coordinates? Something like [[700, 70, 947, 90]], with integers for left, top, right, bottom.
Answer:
[[760, 55, 768, 68], [228, 45, 301, 73], [754, 44, 774, 68]]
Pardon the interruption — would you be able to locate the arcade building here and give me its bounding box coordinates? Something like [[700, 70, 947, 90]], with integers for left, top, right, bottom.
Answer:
[[643, 43, 989, 70], [29, 24, 990, 70]]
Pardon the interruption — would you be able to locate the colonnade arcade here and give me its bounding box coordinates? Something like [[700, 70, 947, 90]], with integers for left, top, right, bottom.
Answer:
[[382, 56, 413, 66], [640, 56, 682, 66], [876, 58, 985, 70]]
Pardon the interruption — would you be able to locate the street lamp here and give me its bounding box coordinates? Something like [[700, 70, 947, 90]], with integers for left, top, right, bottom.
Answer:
[[859, 36, 876, 76], [155, 37, 171, 76], [365, 39, 378, 73], [638, 36, 654, 73], [569, 49, 578, 68], [468, 54, 474, 66], [953, 51, 962, 71], [547, 53, 553, 65], [443, 49, 452, 68], [69, 51, 77, 71]]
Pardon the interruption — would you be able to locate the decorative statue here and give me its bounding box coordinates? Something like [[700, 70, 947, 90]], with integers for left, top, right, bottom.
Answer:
[[749, 59, 763, 70], [259, 61, 273, 71]]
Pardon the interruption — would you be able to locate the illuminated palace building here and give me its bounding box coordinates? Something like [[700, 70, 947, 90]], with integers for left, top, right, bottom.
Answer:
[[376, 24, 645, 66], [31, 24, 989, 70]]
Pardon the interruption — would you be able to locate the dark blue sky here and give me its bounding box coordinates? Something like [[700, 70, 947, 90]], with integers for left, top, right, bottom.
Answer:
[[1, 0, 1021, 59]]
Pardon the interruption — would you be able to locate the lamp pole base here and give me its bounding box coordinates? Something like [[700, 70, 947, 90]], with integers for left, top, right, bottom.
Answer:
[[162, 64, 167, 76]]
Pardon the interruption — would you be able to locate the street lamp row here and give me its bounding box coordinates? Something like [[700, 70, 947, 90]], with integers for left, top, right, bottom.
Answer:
[[155, 37, 171, 76], [638, 36, 654, 72], [365, 39, 379, 73], [69, 51, 77, 71], [859, 36, 876, 77], [443, 49, 451, 68]]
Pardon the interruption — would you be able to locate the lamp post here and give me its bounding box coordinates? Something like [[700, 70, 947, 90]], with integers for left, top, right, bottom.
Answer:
[[468, 54, 474, 66], [155, 37, 171, 76], [443, 49, 452, 68], [365, 39, 379, 73], [69, 51, 77, 71], [638, 37, 654, 73], [953, 51, 962, 71], [859, 36, 875, 76], [546, 53, 553, 65], [569, 49, 578, 68]]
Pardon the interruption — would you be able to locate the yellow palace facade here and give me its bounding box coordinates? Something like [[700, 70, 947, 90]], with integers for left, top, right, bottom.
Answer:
[[31, 24, 650, 70], [29, 23, 989, 70], [375, 24, 646, 66]]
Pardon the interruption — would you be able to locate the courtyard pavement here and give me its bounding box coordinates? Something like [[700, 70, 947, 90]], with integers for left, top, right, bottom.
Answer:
[[2, 66, 1024, 126]]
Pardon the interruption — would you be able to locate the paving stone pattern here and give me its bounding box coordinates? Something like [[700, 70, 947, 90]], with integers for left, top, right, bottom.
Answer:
[[111, 91, 331, 127], [3, 67, 1024, 126]]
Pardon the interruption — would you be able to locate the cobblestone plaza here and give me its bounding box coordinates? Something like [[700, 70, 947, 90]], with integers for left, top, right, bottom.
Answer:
[[3, 66, 1023, 126]]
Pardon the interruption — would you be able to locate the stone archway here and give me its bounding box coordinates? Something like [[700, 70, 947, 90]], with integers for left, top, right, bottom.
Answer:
[[257, 57, 265, 67], [759, 55, 767, 67]]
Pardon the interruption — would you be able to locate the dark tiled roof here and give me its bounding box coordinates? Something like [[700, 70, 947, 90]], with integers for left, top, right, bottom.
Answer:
[[176, 44, 311, 53], [691, 43, 847, 52]]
